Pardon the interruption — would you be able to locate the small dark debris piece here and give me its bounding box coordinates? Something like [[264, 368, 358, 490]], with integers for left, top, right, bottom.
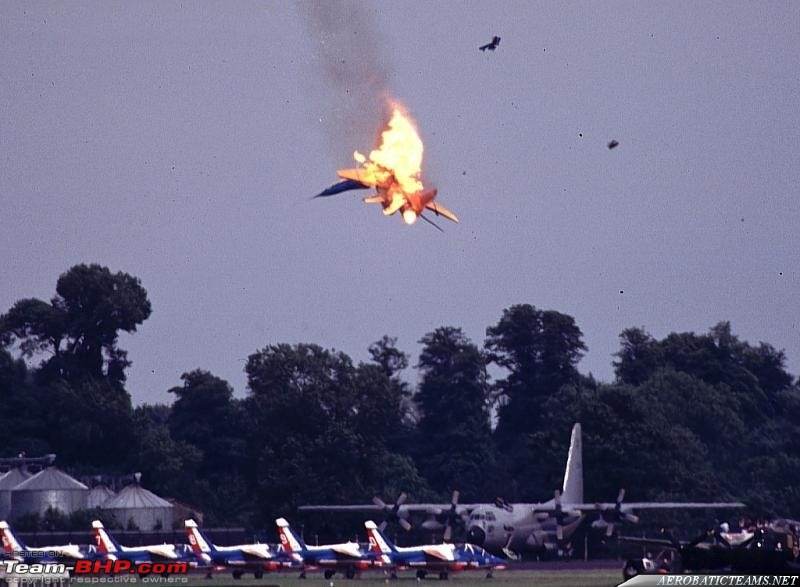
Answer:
[[479, 36, 501, 51], [607, 140, 619, 150], [619, 290, 624, 294], [579, 133, 583, 137]]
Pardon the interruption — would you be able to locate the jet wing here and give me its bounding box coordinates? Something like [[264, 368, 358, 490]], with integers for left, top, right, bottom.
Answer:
[[425, 201, 459, 223], [618, 535, 679, 548], [301, 500, 742, 515], [421, 545, 455, 561], [620, 530, 735, 550], [329, 543, 364, 558], [237, 544, 272, 559], [299, 504, 385, 512], [315, 179, 369, 198], [534, 501, 745, 511], [299, 503, 478, 515], [142, 545, 179, 560], [337, 168, 381, 187], [617, 502, 746, 510]]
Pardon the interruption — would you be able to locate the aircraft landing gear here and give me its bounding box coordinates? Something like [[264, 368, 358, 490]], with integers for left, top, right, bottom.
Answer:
[[438, 570, 449, 580], [232, 570, 244, 580], [298, 570, 307, 579], [390, 570, 399, 580], [324, 569, 335, 579], [345, 567, 356, 579], [253, 570, 264, 579], [416, 569, 427, 580]]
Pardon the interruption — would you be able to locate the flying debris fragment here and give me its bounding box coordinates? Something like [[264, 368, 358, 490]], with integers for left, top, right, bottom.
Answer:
[[315, 106, 459, 230], [607, 139, 620, 150], [479, 36, 501, 51]]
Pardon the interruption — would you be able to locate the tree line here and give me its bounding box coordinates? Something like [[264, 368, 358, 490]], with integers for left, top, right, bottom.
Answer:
[[1, 264, 798, 533]]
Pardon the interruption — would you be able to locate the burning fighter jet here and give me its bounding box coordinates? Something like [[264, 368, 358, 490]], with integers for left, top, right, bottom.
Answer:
[[315, 107, 459, 230]]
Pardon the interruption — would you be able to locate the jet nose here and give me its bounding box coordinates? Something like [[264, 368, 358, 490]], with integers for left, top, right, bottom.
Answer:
[[467, 526, 486, 547]]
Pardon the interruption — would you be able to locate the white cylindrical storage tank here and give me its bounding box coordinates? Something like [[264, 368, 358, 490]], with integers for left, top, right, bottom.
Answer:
[[10, 467, 88, 520], [87, 484, 116, 509], [100, 477, 174, 530], [0, 467, 32, 520]]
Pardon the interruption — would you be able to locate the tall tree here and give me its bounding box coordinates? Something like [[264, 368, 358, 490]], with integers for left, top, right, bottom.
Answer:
[[0, 265, 148, 468], [130, 403, 201, 499], [0, 264, 151, 384], [168, 370, 241, 465], [613, 327, 661, 386], [613, 322, 793, 424], [243, 343, 427, 524], [37, 376, 135, 467], [414, 327, 494, 497], [608, 322, 799, 518], [167, 370, 248, 523], [369, 335, 409, 377], [486, 304, 587, 445], [364, 336, 414, 451], [352, 360, 430, 504], [0, 348, 50, 456]]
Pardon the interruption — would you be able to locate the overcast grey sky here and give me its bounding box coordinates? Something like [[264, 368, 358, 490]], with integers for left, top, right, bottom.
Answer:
[[2, 2, 798, 405]]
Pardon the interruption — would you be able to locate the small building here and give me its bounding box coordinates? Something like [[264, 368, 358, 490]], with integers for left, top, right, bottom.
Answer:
[[10, 467, 88, 520], [100, 475, 174, 530]]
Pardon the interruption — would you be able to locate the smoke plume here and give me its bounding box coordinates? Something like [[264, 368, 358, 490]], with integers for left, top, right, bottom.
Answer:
[[297, 0, 393, 153]]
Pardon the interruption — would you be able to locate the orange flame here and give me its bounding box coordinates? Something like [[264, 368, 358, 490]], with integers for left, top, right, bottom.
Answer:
[[354, 107, 425, 198]]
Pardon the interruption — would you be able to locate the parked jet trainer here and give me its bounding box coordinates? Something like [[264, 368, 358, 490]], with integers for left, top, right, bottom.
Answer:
[[365, 520, 505, 580], [1, 520, 83, 564], [301, 423, 745, 558], [185, 519, 297, 578], [91, 520, 193, 569], [275, 517, 381, 579]]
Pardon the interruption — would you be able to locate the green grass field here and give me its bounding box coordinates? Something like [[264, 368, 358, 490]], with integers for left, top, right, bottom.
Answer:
[[84, 569, 623, 587]]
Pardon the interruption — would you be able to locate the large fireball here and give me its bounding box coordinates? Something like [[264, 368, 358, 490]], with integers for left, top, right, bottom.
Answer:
[[354, 107, 426, 197]]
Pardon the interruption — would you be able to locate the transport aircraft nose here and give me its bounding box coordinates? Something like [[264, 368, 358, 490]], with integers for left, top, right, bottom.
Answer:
[[466, 526, 486, 546]]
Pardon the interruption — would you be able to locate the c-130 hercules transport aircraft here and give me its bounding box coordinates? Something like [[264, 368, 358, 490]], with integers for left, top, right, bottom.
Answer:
[[300, 424, 745, 559]]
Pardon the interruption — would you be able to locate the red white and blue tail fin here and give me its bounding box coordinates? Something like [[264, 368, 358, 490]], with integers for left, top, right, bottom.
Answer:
[[275, 518, 305, 553], [184, 519, 214, 554], [92, 520, 121, 554], [364, 520, 395, 554], [0, 521, 26, 555]]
